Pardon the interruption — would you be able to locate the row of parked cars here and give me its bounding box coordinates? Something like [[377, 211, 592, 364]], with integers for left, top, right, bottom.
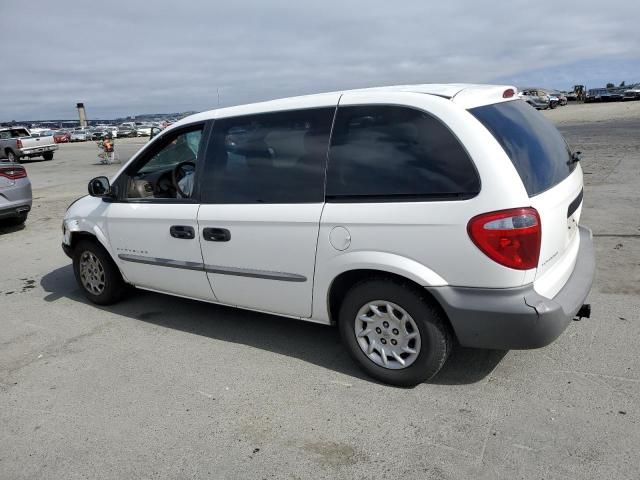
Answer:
[[68, 124, 161, 142], [26, 123, 168, 144], [585, 87, 640, 102]]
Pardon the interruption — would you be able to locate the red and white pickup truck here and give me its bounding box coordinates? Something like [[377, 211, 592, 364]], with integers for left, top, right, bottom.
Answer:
[[0, 127, 58, 162]]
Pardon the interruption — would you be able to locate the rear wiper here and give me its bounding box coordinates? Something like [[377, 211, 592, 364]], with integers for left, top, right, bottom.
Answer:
[[567, 151, 582, 165]]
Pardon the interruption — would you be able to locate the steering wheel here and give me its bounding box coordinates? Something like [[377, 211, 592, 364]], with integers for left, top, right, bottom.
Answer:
[[172, 161, 196, 198]]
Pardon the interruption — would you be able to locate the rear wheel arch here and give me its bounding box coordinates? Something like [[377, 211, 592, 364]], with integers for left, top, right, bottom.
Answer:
[[327, 269, 454, 335]]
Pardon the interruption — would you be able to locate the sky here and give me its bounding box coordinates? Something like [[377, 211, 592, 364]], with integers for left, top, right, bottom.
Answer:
[[1, 0, 639, 121]]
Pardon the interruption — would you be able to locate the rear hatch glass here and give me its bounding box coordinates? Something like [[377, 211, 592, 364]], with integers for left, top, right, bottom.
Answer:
[[469, 100, 576, 196]]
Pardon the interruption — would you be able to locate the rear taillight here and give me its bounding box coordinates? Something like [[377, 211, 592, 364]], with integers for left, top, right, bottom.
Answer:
[[16, 139, 23, 149], [0, 166, 27, 180], [467, 208, 541, 270]]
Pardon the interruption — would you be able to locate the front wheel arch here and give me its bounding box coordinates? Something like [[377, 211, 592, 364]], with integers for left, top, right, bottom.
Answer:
[[68, 230, 127, 281], [72, 237, 127, 305]]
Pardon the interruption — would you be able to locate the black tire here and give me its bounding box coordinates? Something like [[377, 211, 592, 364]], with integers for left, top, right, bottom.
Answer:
[[73, 239, 126, 305], [338, 279, 452, 387], [6, 150, 18, 163], [42, 152, 54, 161]]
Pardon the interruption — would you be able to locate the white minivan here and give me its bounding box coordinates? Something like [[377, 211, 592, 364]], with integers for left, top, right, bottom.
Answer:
[[62, 84, 595, 386]]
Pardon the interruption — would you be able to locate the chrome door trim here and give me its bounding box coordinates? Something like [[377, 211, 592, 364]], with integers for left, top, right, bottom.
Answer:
[[117, 254, 306, 282], [204, 264, 307, 282], [118, 254, 204, 272]]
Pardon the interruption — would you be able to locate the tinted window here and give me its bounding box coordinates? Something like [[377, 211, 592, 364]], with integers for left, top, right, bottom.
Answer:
[[11, 129, 30, 138], [326, 105, 479, 200], [202, 107, 334, 203], [470, 100, 576, 196]]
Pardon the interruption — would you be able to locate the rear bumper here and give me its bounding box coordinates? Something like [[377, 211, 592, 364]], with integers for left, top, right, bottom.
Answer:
[[20, 144, 58, 156], [0, 203, 31, 219], [0, 180, 32, 218], [427, 226, 595, 350]]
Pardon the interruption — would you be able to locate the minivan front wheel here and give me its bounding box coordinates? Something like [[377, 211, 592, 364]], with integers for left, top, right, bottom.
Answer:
[[339, 279, 452, 387], [73, 240, 126, 305]]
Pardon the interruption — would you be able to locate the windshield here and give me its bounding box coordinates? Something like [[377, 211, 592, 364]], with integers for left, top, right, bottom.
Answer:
[[469, 100, 576, 196]]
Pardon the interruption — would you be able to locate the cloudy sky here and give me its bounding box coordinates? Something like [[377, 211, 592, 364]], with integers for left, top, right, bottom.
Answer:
[[1, 0, 639, 121]]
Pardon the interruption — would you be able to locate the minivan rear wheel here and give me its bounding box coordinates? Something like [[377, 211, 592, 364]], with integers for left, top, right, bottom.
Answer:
[[338, 279, 452, 387], [73, 239, 126, 305]]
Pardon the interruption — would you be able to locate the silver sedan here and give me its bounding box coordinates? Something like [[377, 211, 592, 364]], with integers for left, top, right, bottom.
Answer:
[[0, 163, 32, 226]]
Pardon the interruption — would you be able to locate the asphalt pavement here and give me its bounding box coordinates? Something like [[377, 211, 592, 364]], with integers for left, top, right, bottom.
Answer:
[[0, 119, 638, 479]]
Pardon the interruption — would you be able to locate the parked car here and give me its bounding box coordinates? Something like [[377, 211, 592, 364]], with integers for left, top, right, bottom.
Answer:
[[549, 91, 568, 106], [53, 130, 71, 143], [623, 88, 640, 101], [88, 128, 109, 141], [0, 163, 32, 226], [547, 93, 559, 109], [585, 88, 623, 102], [117, 125, 137, 137], [101, 126, 119, 138], [136, 126, 153, 137], [518, 89, 551, 109], [61, 84, 594, 386], [585, 89, 606, 102], [70, 129, 90, 142], [608, 91, 624, 101], [0, 127, 57, 162]]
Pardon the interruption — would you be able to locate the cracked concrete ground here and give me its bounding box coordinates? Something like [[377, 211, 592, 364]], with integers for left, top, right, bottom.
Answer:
[[1, 105, 639, 479]]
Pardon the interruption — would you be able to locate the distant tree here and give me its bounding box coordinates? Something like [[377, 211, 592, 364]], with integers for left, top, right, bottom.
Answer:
[[606, 83, 615, 89], [619, 81, 626, 87]]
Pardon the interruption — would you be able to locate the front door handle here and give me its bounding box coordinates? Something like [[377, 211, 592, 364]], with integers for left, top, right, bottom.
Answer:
[[170, 225, 195, 239], [203, 227, 231, 242]]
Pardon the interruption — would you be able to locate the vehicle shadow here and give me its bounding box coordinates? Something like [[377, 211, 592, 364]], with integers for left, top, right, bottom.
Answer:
[[40, 265, 506, 386], [14, 158, 49, 164], [0, 222, 26, 235]]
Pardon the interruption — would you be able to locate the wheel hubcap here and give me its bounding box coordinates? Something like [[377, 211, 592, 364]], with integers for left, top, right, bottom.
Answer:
[[79, 251, 106, 295], [354, 301, 421, 370]]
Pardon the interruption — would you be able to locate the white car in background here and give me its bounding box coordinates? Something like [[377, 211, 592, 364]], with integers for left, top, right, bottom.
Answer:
[[61, 84, 595, 386], [136, 126, 153, 137]]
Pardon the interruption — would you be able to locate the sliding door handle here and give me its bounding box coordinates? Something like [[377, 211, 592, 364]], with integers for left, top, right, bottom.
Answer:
[[203, 227, 231, 242], [170, 225, 195, 239]]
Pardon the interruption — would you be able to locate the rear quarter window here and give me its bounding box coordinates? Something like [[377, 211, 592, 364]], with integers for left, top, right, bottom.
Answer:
[[10, 129, 30, 138], [469, 100, 576, 197], [326, 105, 480, 200]]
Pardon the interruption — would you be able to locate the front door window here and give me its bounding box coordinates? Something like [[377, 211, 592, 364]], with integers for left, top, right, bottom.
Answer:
[[125, 127, 203, 200]]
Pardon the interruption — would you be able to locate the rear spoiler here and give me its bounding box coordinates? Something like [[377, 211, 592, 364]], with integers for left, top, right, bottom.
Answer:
[[451, 85, 518, 109]]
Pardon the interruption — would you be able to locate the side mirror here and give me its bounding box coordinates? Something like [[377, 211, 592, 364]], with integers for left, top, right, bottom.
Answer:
[[150, 127, 162, 140], [88, 176, 111, 197]]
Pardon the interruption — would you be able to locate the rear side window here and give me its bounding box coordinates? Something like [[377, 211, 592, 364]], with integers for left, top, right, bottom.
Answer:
[[326, 105, 479, 200], [202, 107, 334, 203], [10, 129, 30, 138], [469, 100, 576, 196]]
